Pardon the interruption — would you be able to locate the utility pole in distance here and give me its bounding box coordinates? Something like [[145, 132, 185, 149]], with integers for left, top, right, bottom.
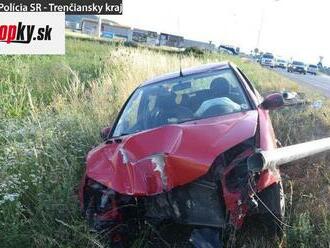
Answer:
[[256, 0, 280, 50], [97, 16, 102, 38]]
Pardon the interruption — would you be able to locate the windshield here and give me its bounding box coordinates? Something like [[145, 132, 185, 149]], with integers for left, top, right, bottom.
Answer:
[[113, 69, 251, 137], [263, 54, 274, 59], [278, 60, 286, 63], [309, 65, 317, 68], [293, 61, 304, 66]]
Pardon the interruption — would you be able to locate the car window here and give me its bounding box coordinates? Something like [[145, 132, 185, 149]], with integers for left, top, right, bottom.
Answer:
[[293, 61, 304, 65], [263, 54, 274, 59], [113, 69, 252, 137], [116, 90, 143, 133]]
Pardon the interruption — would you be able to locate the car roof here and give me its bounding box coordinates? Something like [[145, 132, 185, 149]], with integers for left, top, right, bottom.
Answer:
[[140, 62, 230, 87]]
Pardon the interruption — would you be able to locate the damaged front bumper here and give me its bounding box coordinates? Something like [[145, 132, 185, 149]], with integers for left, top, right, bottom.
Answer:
[[82, 174, 226, 230], [143, 178, 226, 228], [80, 137, 282, 246]]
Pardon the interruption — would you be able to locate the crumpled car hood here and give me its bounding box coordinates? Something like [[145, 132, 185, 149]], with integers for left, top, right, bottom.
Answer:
[[86, 110, 258, 195]]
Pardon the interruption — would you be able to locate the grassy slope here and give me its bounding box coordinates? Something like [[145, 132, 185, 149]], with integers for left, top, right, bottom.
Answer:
[[0, 37, 329, 247]]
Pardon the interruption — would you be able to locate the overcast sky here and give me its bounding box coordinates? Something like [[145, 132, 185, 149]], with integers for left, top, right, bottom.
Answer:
[[106, 0, 329, 65]]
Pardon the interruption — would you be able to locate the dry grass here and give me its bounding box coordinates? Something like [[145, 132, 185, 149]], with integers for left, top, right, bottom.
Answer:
[[0, 36, 329, 247]]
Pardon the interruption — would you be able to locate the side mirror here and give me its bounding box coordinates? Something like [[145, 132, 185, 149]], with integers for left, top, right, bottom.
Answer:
[[260, 93, 284, 110], [100, 125, 113, 141]]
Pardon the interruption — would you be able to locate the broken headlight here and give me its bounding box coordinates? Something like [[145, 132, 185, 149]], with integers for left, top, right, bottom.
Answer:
[[223, 137, 255, 192], [85, 179, 116, 214], [225, 159, 249, 192]]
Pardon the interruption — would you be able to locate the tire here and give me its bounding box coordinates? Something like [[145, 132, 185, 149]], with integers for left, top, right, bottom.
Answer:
[[255, 182, 285, 240]]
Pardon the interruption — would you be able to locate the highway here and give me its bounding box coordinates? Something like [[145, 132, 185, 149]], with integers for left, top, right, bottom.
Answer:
[[274, 68, 330, 97]]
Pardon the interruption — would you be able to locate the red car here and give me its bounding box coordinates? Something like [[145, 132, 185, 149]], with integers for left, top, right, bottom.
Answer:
[[79, 62, 285, 247]]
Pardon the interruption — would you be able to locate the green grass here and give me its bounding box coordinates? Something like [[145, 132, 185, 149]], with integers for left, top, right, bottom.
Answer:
[[0, 36, 329, 247]]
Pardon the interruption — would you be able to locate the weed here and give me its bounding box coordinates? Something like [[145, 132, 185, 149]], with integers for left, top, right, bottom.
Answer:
[[0, 36, 329, 247]]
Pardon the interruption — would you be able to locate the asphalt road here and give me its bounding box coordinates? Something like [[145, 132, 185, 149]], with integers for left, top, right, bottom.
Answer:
[[274, 68, 330, 97]]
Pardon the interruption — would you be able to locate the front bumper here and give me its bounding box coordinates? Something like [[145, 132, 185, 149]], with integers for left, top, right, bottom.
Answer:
[[261, 62, 274, 67], [307, 70, 317, 74], [291, 67, 306, 73], [143, 178, 226, 227], [82, 175, 226, 229]]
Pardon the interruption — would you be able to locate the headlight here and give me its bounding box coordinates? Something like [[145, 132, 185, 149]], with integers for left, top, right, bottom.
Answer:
[[86, 179, 115, 213]]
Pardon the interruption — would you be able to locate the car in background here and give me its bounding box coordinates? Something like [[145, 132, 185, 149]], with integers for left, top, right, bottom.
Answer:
[[218, 45, 239, 55], [275, 59, 287, 69], [260, 53, 275, 68], [287, 61, 306, 74], [307, 64, 318, 75]]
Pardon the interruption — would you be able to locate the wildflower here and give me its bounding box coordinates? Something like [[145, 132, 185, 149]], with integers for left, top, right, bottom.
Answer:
[[3, 193, 19, 202]]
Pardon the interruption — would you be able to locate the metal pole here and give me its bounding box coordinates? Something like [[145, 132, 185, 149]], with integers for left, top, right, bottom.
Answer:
[[248, 137, 330, 172], [97, 16, 102, 38], [256, 0, 280, 50], [256, 5, 265, 50]]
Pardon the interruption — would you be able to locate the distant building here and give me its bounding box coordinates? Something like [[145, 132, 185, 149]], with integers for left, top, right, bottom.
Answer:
[[65, 15, 96, 30], [159, 33, 184, 48], [81, 18, 132, 41], [132, 28, 158, 46], [65, 21, 80, 30], [79, 17, 232, 53], [183, 39, 215, 51], [81, 18, 99, 35]]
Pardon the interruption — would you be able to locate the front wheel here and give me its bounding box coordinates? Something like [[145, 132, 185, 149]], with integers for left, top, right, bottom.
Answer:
[[255, 182, 285, 240]]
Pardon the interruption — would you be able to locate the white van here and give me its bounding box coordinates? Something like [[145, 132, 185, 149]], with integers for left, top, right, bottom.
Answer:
[[307, 64, 318, 75], [260, 53, 275, 68]]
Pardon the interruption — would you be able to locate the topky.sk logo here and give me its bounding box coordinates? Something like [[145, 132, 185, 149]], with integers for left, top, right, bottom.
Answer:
[[0, 22, 52, 44]]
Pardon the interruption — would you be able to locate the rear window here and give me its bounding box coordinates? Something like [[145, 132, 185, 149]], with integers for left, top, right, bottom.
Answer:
[[309, 65, 317, 68], [263, 54, 274, 59], [293, 61, 304, 66]]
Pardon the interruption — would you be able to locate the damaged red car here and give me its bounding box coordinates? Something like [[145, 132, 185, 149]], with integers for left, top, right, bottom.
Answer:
[[79, 62, 286, 247]]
